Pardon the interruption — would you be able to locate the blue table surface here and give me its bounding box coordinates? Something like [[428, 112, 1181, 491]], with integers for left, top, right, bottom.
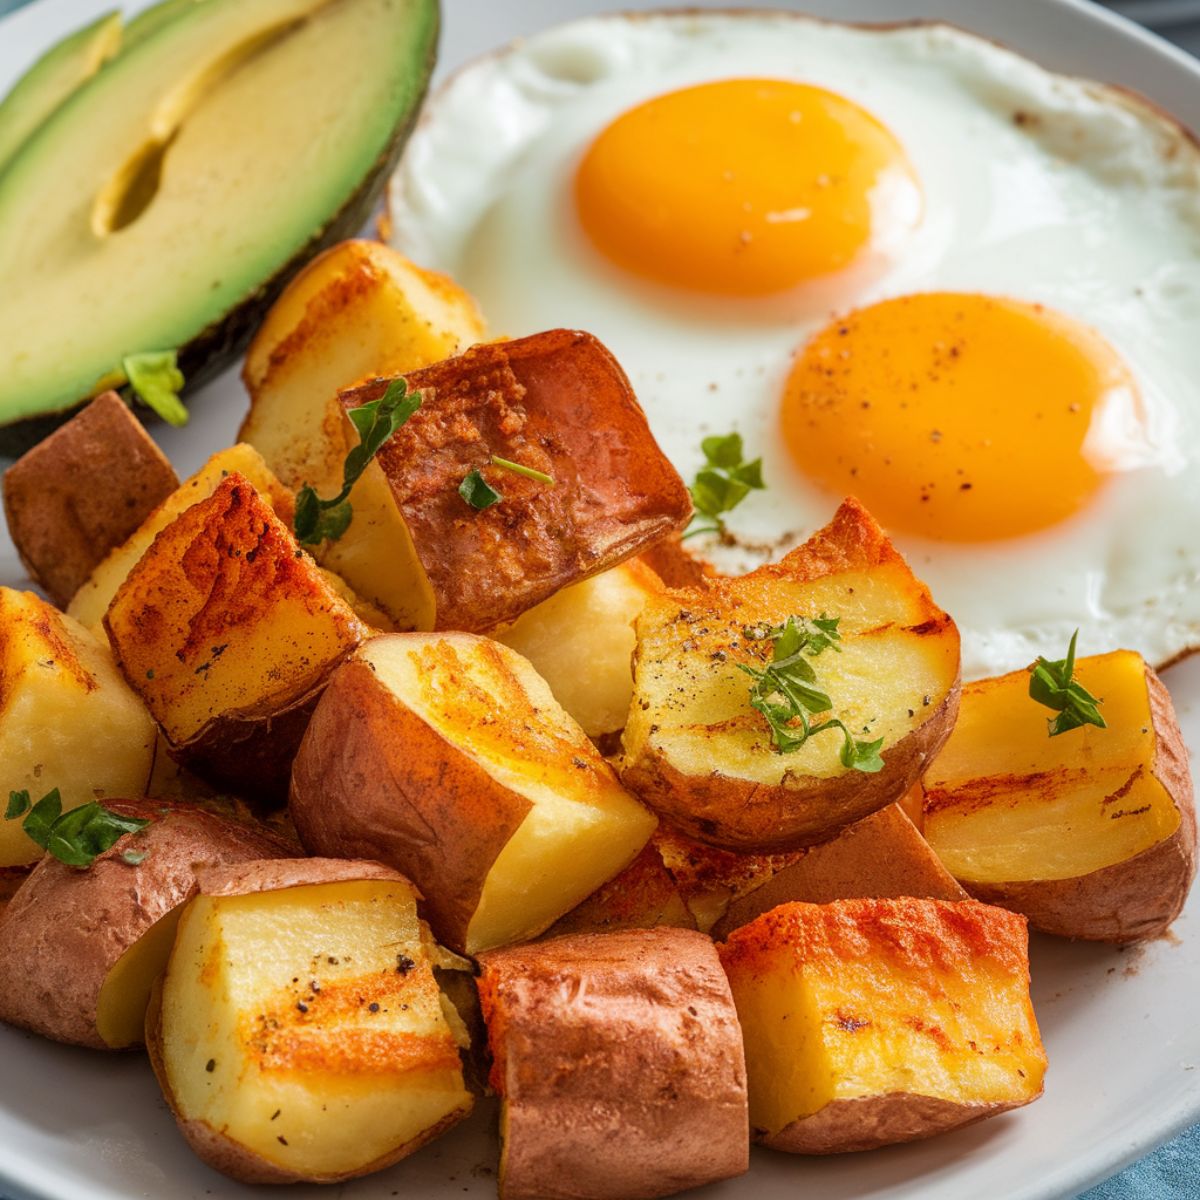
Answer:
[[1, 0, 1198, 1195]]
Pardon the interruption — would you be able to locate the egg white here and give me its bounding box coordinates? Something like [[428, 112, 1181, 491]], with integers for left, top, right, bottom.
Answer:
[[389, 12, 1200, 678]]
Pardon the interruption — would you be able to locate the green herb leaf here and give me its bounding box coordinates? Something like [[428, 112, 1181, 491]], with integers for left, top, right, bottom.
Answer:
[[294, 378, 421, 546], [4, 787, 151, 869], [122, 350, 188, 427], [459, 468, 503, 511], [1028, 630, 1107, 738], [5, 790, 30, 820], [738, 616, 881, 773], [489, 455, 555, 485], [683, 432, 766, 540]]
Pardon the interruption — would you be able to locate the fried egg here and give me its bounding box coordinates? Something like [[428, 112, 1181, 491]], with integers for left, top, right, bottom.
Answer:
[[389, 12, 1200, 678]]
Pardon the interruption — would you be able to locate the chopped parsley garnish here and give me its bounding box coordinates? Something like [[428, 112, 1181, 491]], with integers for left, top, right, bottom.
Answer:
[[122, 350, 188, 427], [489, 455, 555, 485], [1029, 630, 1106, 737], [738, 616, 884, 772], [459, 468, 503, 510], [5, 789, 150, 869], [683, 432, 765, 540], [294, 378, 421, 546]]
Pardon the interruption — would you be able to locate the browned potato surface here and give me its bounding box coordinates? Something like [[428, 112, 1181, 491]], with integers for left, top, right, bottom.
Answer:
[[104, 473, 367, 802], [719, 898, 1046, 1153], [148, 858, 473, 1183], [477, 928, 748, 1199], [924, 650, 1195, 942], [290, 632, 657, 954], [0, 802, 287, 1049], [336, 328, 692, 633], [621, 499, 961, 851], [3, 391, 178, 606]]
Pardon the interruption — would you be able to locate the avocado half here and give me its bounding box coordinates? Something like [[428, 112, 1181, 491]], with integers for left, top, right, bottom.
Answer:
[[0, 0, 439, 455]]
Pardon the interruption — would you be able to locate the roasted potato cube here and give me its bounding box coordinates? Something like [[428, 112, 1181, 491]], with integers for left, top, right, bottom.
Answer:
[[544, 844, 695, 938], [147, 858, 474, 1184], [0, 802, 287, 1048], [240, 239, 486, 503], [0, 588, 156, 866], [923, 650, 1195, 943], [290, 632, 658, 954], [706, 805, 967, 938], [104, 474, 367, 802], [718, 898, 1046, 1153], [3, 391, 178, 606], [493, 559, 663, 739], [622, 499, 961, 851], [477, 928, 748, 1200], [333, 329, 692, 633], [67, 443, 294, 632]]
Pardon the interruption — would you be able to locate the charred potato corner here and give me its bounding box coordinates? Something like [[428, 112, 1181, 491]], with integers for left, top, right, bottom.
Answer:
[[1, 6, 1199, 1191]]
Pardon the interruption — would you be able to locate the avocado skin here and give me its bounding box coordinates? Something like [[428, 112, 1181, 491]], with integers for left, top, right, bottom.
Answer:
[[0, 2, 439, 461]]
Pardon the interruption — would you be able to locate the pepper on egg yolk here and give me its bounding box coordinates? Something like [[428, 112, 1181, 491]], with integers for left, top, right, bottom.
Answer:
[[781, 293, 1142, 542], [574, 78, 921, 296]]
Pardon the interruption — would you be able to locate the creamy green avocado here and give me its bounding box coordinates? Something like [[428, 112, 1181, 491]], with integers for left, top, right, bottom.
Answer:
[[0, 9, 122, 175], [0, 0, 438, 453]]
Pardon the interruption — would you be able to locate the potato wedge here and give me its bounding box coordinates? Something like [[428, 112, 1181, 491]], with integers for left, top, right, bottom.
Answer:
[[0, 801, 287, 1049], [621, 499, 961, 851], [147, 858, 473, 1184], [67, 443, 294, 633], [718, 898, 1046, 1153], [477, 928, 748, 1200], [3, 391, 178, 606], [104, 474, 367, 802], [0, 588, 156, 866], [333, 329, 692, 633], [492, 559, 663, 740], [923, 650, 1195, 943], [290, 632, 657, 954], [543, 844, 695, 938], [240, 239, 486, 505]]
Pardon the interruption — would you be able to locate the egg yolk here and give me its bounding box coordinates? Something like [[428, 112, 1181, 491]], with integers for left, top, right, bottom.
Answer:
[[781, 293, 1140, 542], [574, 79, 920, 296]]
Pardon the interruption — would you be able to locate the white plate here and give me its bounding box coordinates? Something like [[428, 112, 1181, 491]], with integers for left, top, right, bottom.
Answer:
[[2, 1, 1200, 1198]]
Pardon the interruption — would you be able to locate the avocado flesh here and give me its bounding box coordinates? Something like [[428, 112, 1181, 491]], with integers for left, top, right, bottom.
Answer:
[[122, 0, 210, 53], [0, 0, 438, 438], [0, 9, 122, 174]]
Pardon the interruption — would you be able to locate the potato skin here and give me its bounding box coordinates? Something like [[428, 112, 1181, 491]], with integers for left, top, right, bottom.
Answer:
[[622, 499, 962, 852], [290, 658, 532, 952], [342, 329, 692, 632], [762, 1092, 1022, 1154], [477, 928, 748, 1200], [3, 391, 178, 606], [950, 666, 1196, 944], [0, 801, 288, 1049]]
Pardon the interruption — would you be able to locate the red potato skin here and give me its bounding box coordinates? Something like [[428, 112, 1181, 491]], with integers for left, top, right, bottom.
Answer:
[[289, 658, 532, 954], [340, 329, 692, 632], [0, 802, 289, 1049], [477, 927, 749, 1200]]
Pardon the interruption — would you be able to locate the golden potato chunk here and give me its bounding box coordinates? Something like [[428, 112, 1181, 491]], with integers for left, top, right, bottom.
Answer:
[[622, 499, 961, 851], [0, 802, 286, 1048], [3, 391, 178, 606], [334, 329, 692, 633], [924, 650, 1195, 942], [0, 588, 156, 866], [493, 559, 663, 739], [240, 239, 485, 505], [148, 859, 473, 1183], [477, 928, 748, 1200], [104, 474, 367, 801], [718, 898, 1046, 1153], [67, 443, 294, 633], [290, 632, 658, 954]]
